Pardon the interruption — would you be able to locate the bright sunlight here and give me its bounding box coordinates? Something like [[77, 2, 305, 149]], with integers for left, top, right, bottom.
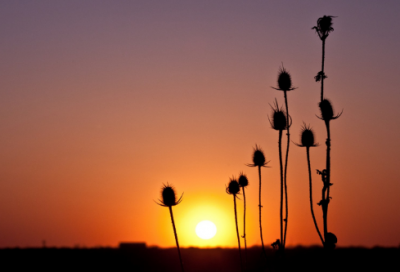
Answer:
[[195, 220, 217, 240]]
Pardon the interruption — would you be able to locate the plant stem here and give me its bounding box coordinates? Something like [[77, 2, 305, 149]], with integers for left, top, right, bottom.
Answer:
[[169, 206, 185, 272], [258, 166, 267, 259], [283, 90, 290, 247], [234, 196, 244, 272], [323, 121, 331, 242], [306, 147, 324, 244], [279, 129, 283, 247], [321, 39, 325, 101], [242, 186, 248, 266]]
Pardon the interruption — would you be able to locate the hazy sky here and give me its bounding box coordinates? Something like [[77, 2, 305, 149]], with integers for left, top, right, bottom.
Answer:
[[1, 0, 400, 248]]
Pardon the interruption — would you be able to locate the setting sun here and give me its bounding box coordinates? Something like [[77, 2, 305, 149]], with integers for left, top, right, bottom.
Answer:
[[195, 221, 217, 240]]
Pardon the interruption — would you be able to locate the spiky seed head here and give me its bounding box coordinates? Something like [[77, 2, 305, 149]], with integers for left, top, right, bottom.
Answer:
[[300, 123, 317, 147], [269, 99, 287, 131], [313, 15, 336, 40], [318, 16, 334, 35], [238, 173, 249, 188], [157, 184, 183, 207], [252, 145, 266, 167], [226, 178, 240, 195], [277, 67, 292, 92], [319, 99, 334, 121]]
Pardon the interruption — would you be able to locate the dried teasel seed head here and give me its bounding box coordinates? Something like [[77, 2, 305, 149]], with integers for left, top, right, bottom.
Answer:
[[226, 178, 240, 195], [157, 184, 183, 207], [319, 99, 334, 121], [300, 123, 318, 147], [238, 173, 249, 188], [252, 145, 266, 167], [325, 232, 338, 249], [313, 15, 336, 40], [269, 99, 288, 131], [277, 66, 293, 92], [319, 99, 342, 122]]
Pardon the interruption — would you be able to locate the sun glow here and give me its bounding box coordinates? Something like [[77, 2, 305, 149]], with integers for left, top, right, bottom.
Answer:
[[195, 220, 217, 240]]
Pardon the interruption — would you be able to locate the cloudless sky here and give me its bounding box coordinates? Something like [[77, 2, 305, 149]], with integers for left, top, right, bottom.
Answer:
[[1, 0, 400, 248]]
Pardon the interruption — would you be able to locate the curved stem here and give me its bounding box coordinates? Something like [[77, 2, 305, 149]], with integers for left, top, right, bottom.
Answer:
[[283, 90, 290, 247], [234, 196, 244, 272], [242, 187, 248, 266], [169, 206, 185, 272], [258, 166, 267, 259], [306, 147, 324, 245], [279, 130, 283, 246]]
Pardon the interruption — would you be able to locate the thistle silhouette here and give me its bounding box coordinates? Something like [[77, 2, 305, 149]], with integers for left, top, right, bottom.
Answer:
[[156, 184, 185, 271], [226, 178, 244, 272], [272, 65, 295, 249], [296, 124, 324, 245], [238, 172, 249, 266], [247, 145, 269, 259], [268, 99, 290, 251], [313, 15, 341, 250], [312, 15, 336, 101]]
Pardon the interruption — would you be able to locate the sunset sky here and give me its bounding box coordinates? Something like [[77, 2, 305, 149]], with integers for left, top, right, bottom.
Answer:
[[1, 1, 400, 248]]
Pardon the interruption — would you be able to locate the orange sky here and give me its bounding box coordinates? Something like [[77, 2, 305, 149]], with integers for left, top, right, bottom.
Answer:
[[1, 1, 400, 248]]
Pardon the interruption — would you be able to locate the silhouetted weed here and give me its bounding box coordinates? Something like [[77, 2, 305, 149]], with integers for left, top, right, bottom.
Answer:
[[226, 177, 244, 272], [272, 65, 296, 249], [268, 99, 290, 252], [238, 172, 249, 267], [296, 124, 324, 245], [156, 184, 185, 271], [313, 15, 341, 250], [247, 145, 269, 259]]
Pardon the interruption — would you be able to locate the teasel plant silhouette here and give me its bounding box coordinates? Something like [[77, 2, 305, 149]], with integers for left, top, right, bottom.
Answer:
[[247, 145, 269, 259], [313, 15, 342, 250], [268, 99, 291, 252], [156, 184, 185, 272], [271, 65, 296, 249], [312, 15, 336, 102], [295, 123, 324, 245], [226, 177, 244, 272], [238, 172, 249, 266]]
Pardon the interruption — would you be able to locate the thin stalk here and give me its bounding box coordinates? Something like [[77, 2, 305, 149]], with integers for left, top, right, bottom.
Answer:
[[321, 39, 325, 101], [234, 196, 244, 272], [169, 206, 185, 272], [258, 166, 267, 259], [241, 186, 248, 266], [323, 121, 331, 240], [283, 90, 290, 247], [306, 147, 324, 244], [278, 130, 283, 246]]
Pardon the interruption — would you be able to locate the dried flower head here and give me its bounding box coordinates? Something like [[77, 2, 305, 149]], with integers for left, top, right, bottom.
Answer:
[[226, 178, 240, 195], [156, 184, 183, 207], [296, 123, 318, 148], [312, 15, 336, 40], [238, 173, 249, 188], [247, 145, 269, 168], [325, 232, 338, 249], [318, 99, 342, 122], [272, 66, 296, 92], [268, 99, 289, 131]]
